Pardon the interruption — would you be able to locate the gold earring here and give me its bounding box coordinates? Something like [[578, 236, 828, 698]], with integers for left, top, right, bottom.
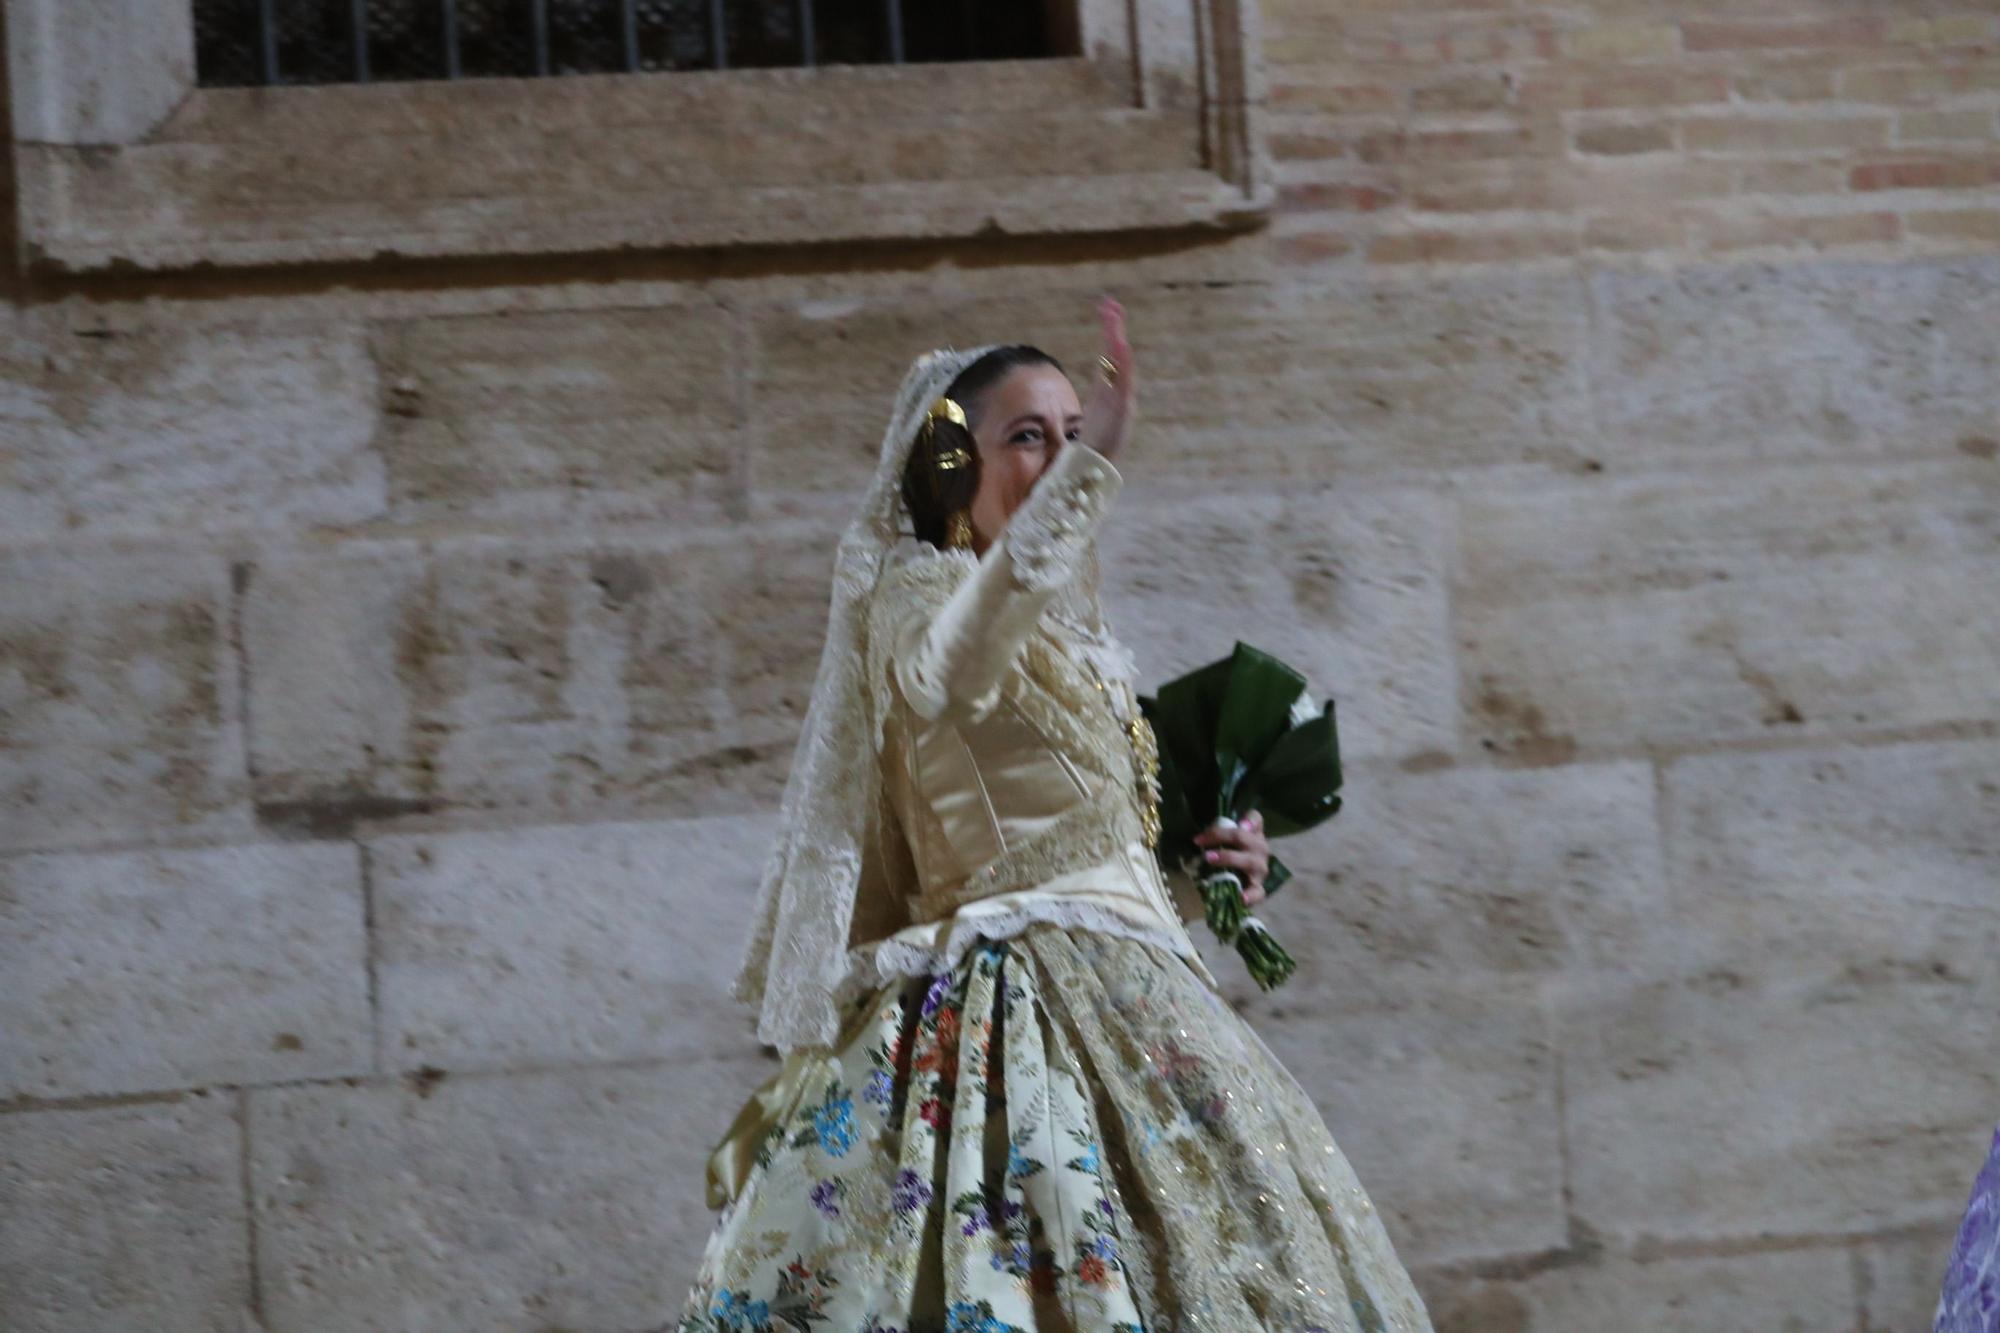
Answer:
[[946, 510, 974, 549]]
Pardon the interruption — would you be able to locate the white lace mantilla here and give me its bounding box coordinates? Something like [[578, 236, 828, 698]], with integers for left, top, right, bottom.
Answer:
[[733, 345, 1006, 1055]]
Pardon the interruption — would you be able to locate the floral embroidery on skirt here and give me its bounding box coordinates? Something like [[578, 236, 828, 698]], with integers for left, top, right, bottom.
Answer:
[[678, 924, 1434, 1332]]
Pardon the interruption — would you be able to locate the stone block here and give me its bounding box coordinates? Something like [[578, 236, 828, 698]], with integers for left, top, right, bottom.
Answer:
[[1422, 1245, 1859, 1333], [1567, 23, 1681, 61], [1561, 889, 2000, 1245], [0, 840, 369, 1100], [1692, 209, 1903, 256], [1108, 273, 1597, 481], [1411, 73, 1517, 115], [0, 546, 248, 852], [671, 523, 855, 771], [1680, 113, 1892, 154], [0, 315, 383, 538], [1928, 257, 2000, 430], [1911, 210, 2000, 246], [1457, 459, 2000, 756], [248, 1056, 775, 1331], [1850, 157, 2000, 193], [1099, 484, 1457, 762], [1666, 739, 2000, 917], [370, 815, 772, 1071], [1574, 122, 1677, 156], [242, 524, 839, 821], [370, 303, 742, 526], [0, 1092, 249, 1332], [240, 539, 433, 812], [1895, 109, 2000, 144], [1368, 225, 1583, 267], [1587, 257, 1999, 465], [1681, 17, 1888, 53]]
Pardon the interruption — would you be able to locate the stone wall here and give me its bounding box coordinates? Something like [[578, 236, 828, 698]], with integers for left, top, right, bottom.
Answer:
[[2, 4, 1997, 1331]]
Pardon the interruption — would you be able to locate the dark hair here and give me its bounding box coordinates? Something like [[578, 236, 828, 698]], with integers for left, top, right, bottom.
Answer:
[[900, 344, 1065, 548]]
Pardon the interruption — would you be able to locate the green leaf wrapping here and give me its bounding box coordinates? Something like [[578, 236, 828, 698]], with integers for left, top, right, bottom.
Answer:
[[1213, 643, 1308, 816], [1236, 699, 1343, 839], [1147, 655, 1229, 800]]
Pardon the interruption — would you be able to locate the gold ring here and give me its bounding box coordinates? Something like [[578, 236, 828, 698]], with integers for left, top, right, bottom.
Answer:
[[1097, 354, 1119, 385]]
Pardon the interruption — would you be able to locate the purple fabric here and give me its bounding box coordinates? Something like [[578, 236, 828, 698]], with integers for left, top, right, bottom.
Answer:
[[1937, 1125, 2000, 1333]]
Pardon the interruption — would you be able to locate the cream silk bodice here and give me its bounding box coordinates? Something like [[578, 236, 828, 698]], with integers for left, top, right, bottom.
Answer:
[[849, 438, 1220, 995]]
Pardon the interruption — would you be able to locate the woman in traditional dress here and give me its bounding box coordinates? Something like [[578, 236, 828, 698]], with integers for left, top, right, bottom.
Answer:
[[1935, 1124, 2000, 1332], [678, 298, 1435, 1333]]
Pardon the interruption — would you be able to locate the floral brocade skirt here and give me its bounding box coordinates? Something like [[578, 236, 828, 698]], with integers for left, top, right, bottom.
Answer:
[[675, 924, 1434, 1333]]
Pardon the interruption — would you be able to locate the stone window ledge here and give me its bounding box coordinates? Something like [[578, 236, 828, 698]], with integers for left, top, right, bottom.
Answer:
[[6, 2, 1272, 275]]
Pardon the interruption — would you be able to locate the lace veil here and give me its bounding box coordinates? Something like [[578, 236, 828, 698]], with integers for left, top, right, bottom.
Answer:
[[736, 342, 1136, 1048], [729, 343, 1122, 1053]]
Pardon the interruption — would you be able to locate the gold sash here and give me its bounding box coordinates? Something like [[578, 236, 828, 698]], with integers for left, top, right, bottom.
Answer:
[[704, 995, 886, 1210]]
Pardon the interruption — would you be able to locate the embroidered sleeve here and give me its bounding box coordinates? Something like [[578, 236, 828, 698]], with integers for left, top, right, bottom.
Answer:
[[886, 440, 1123, 729], [1002, 436, 1121, 592]]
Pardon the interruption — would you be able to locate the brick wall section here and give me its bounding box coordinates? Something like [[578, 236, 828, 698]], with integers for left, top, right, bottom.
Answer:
[[2, 7, 1997, 1333], [1263, 3, 2000, 264]]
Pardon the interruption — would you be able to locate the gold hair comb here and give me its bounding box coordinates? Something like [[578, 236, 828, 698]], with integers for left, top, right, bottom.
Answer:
[[923, 395, 971, 469]]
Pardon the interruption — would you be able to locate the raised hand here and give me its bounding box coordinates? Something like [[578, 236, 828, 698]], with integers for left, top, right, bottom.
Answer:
[[1078, 294, 1136, 465]]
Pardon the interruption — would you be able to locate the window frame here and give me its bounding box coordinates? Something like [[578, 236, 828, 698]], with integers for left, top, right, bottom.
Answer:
[[4, 0, 1271, 275]]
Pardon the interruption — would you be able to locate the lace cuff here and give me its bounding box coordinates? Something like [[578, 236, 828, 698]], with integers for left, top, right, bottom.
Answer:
[[1005, 440, 1123, 592]]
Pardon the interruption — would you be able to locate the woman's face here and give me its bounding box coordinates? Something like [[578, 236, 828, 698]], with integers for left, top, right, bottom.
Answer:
[[965, 363, 1084, 555]]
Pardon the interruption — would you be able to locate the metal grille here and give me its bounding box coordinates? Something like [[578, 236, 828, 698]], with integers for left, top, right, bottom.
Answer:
[[192, 0, 1054, 86]]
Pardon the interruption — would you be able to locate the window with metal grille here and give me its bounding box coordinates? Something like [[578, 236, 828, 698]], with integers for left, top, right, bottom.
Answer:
[[192, 0, 1065, 86]]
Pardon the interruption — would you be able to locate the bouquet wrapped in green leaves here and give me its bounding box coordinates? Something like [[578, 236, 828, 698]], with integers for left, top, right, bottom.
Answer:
[[1139, 642, 1344, 990]]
